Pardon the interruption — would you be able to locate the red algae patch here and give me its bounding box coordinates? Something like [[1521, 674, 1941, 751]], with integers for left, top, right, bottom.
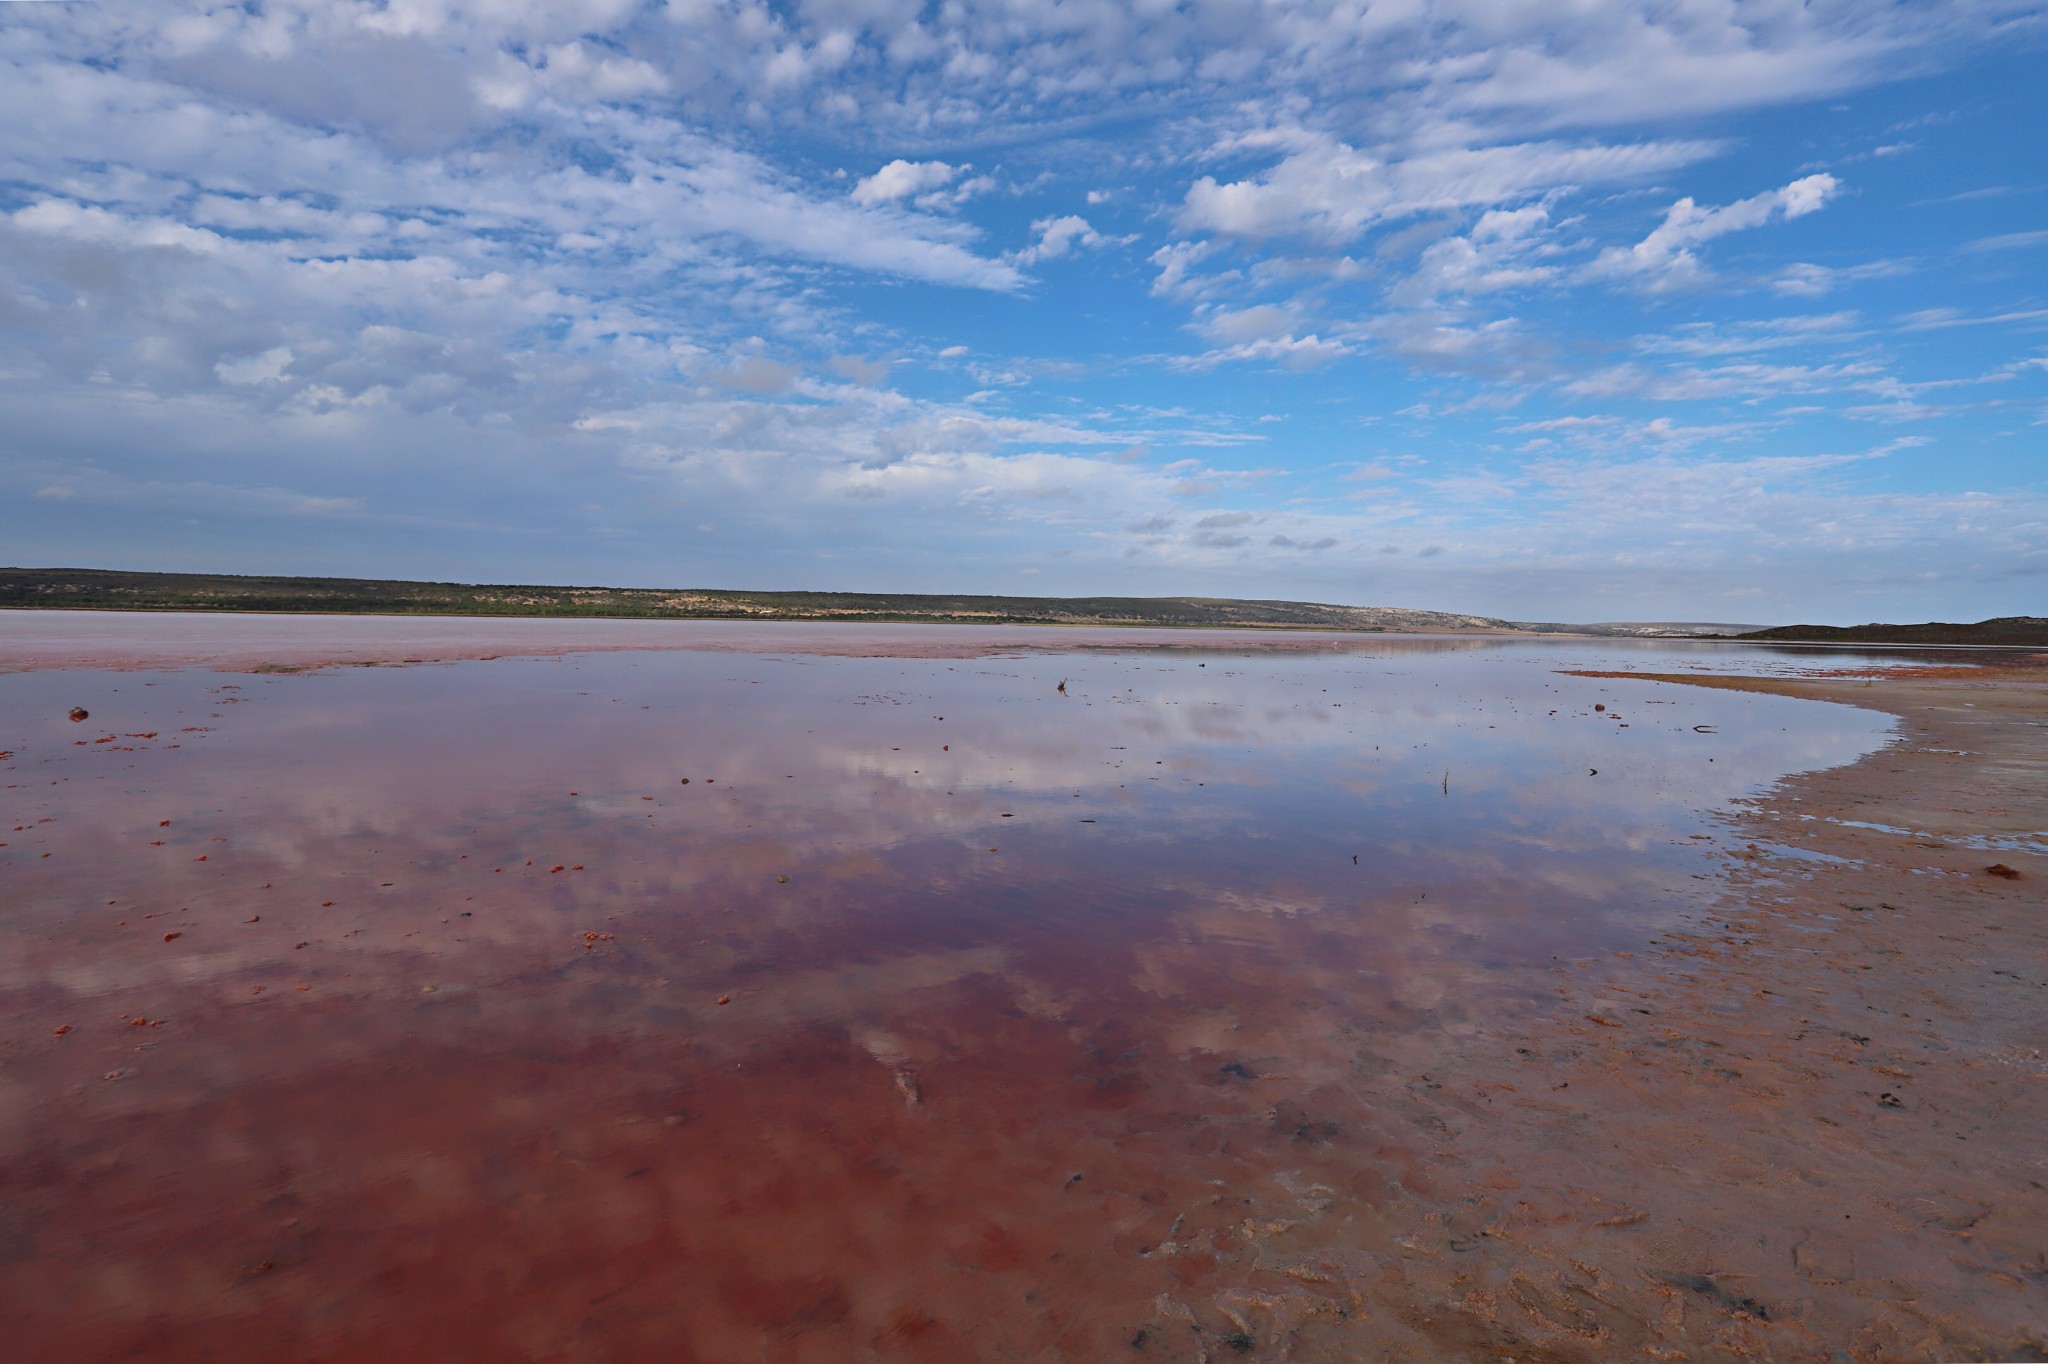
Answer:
[[1, 637, 2041, 1359]]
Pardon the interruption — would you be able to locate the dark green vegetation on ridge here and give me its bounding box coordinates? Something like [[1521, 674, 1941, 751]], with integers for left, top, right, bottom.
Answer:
[[6, 568, 2030, 642], [1737, 618, 2048, 647], [0, 567, 1516, 632]]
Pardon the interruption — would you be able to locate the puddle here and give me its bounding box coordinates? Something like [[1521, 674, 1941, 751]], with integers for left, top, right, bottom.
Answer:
[[1790, 812, 2048, 855], [0, 634, 1899, 1358]]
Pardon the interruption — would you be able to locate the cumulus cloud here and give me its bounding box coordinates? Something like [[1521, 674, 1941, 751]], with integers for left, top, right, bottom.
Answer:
[[851, 159, 960, 205], [1393, 205, 1558, 304], [1012, 215, 1115, 265]]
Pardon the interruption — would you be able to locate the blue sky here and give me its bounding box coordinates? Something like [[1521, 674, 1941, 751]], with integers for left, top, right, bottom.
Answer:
[[3, 1, 2044, 623]]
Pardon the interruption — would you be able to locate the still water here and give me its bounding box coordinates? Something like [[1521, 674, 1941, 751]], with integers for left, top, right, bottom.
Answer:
[[0, 635, 1896, 1360]]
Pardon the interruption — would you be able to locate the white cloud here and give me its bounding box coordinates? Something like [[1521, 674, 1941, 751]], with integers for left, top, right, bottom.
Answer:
[[850, 159, 959, 205], [826, 354, 890, 386], [1198, 305, 1297, 344], [215, 346, 296, 385], [1393, 205, 1558, 304], [1178, 129, 1719, 245], [1012, 214, 1111, 265], [1634, 313, 1863, 358], [1566, 358, 1886, 402], [1505, 412, 1764, 454], [1175, 333, 1350, 372], [712, 354, 800, 395], [1963, 229, 2048, 253], [1584, 174, 1841, 289], [1149, 239, 1220, 299]]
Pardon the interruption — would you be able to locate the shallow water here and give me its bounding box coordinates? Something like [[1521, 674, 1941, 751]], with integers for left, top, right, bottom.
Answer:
[[0, 636, 1898, 1360]]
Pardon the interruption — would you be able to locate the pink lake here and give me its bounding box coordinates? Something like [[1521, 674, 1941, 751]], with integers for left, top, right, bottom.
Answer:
[[0, 617, 1898, 1361]]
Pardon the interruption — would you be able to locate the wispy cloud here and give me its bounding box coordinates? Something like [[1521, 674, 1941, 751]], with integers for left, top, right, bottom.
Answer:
[[1963, 229, 2048, 252]]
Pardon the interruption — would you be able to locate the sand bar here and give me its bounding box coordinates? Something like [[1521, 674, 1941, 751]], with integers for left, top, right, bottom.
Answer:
[[0, 608, 1541, 673]]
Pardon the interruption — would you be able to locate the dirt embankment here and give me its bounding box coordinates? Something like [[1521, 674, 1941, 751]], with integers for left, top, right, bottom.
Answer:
[[1321, 658, 2048, 1361]]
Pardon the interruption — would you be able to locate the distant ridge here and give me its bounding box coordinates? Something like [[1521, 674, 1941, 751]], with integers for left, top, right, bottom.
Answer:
[[1737, 617, 2048, 647], [0, 567, 1524, 633]]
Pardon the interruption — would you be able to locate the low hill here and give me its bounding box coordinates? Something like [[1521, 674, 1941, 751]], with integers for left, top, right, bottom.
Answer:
[[0, 567, 1520, 633], [1737, 617, 2048, 647]]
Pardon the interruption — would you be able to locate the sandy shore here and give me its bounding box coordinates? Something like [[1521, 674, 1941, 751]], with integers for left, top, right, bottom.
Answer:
[[1302, 657, 2047, 1359]]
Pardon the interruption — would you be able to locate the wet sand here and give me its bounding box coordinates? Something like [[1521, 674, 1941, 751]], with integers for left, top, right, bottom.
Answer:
[[1, 624, 2042, 1361], [1303, 657, 2048, 1361]]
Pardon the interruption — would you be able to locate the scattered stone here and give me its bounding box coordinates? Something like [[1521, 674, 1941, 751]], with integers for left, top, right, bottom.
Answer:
[[1664, 1272, 1770, 1320]]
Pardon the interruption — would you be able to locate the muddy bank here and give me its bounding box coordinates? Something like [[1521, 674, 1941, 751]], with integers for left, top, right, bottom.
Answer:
[[1324, 658, 2047, 1360]]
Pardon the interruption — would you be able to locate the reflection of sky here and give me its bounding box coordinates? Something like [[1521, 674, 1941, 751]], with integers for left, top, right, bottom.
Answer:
[[2, 641, 1890, 1010], [0, 637, 1904, 1352]]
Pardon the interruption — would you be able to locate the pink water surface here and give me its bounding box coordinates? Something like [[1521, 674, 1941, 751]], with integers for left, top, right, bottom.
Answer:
[[0, 628, 1892, 1360]]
